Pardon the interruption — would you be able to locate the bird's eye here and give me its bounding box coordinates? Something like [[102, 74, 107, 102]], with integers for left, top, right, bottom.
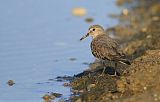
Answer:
[[92, 29, 95, 31]]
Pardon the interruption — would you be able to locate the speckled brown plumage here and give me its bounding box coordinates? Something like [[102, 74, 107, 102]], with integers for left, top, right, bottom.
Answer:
[[91, 34, 127, 63], [80, 24, 130, 65]]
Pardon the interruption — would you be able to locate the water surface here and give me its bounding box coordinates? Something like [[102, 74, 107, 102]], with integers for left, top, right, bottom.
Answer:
[[0, 0, 120, 101]]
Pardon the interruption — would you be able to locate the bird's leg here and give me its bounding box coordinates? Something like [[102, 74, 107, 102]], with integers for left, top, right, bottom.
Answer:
[[113, 62, 117, 76], [102, 66, 106, 75], [101, 60, 106, 75]]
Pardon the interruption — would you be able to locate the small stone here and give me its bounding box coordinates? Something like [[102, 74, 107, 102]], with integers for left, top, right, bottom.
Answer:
[[122, 9, 129, 16], [154, 98, 158, 101], [141, 27, 147, 32], [143, 86, 147, 90], [42, 94, 50, 100], [69, 58, 77, 61], [51, 92, 62, 98], [146, 35, 152, 39], [72, 7, 87, 17], [154, 93, 157, 97], [49, 94, 56, 100], [111, 95, 118, 99], [7, 80, 15, 86], [78, 90, 84, 93], [152, 16, 159, 21], [82, 62, 89, 65], [63, 82, 71, 87], [42, 93, 56, 101], [85, 17, 94, 23]]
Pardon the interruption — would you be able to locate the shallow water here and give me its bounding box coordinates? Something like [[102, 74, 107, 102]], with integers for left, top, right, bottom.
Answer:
[[0, 0, 120, 101]]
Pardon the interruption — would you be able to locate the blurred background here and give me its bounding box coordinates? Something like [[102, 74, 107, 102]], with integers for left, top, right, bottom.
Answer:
[[0, 0, 121, 101]]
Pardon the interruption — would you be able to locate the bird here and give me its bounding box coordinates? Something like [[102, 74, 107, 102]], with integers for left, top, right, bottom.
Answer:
[[80, 24, 131, 74]]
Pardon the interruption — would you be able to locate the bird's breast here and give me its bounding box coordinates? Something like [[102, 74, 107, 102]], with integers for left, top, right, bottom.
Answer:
[[90, 41, 102, 59]]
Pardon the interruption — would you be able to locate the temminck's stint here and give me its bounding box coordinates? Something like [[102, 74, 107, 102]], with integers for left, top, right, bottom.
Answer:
[[80, 25, 131, 74]]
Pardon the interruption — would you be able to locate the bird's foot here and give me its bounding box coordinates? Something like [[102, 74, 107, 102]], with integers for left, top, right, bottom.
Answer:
[[110, 71, 117, 77]]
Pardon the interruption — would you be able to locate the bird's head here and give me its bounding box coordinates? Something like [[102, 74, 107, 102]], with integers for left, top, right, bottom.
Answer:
[[80, 25, 105, 41]]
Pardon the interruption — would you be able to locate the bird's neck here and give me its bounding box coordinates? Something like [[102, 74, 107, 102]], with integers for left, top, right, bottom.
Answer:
[[92, 33, 105, 39]]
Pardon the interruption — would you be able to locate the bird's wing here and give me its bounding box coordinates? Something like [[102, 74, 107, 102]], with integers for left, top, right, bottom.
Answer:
[[92, 36, 125, 60]]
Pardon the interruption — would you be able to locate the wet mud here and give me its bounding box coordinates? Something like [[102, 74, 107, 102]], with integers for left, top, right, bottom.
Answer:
[[69, 0, 160, 102]]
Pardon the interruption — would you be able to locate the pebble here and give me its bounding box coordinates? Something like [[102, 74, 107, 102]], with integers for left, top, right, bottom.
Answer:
[[72, 7, 87, 17], [141, 27, 147, 32], [7, 80, 15, 86], [85, 17, 94, 23], [143, 86, 147, 90], [51, 92, 62, 98], [63, 82, 71, 87], [122, 9, 129, 16], [69, 58, 77, 61]]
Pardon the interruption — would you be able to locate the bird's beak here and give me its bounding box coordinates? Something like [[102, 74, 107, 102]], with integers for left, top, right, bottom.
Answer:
[[80, 33, 89, 41]]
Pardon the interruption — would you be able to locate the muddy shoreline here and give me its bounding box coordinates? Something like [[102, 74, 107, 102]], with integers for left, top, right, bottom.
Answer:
[[69, 0, 160, 102]]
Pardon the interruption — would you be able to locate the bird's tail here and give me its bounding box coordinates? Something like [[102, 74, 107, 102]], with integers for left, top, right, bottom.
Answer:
[[118, 58, 131, 65]]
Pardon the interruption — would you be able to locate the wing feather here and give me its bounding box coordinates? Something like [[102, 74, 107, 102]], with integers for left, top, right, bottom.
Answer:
[[91, 35, 125, 61]]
